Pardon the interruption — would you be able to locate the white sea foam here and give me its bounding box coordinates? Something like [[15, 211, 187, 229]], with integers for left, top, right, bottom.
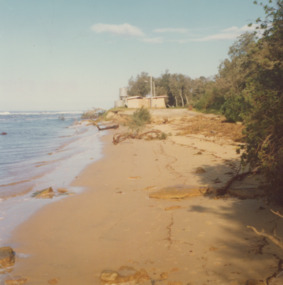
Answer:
[[0, 110, 83, 116]]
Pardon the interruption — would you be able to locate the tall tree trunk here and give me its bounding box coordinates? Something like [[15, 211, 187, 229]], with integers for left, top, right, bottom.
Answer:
[[179, 90, 185, 107], [174, 94, 179, 107], [185, 94, 189, 106]]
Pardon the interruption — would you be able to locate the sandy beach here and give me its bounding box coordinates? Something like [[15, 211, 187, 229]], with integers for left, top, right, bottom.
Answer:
[[4, 109, 283, 285]]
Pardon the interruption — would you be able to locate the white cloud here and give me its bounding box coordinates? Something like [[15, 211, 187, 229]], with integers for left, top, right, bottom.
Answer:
[[153, 28, 188, 34], [90, 23, 260, 44], [190, 33, 237, 42], [91, 23, 145, 37], [222, 24, 257, 33], [190, 24, 258, 42], [90, 23, 165, 44]]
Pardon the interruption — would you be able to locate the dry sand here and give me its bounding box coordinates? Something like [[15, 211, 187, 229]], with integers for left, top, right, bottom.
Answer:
[[5, 110, 283, 285]]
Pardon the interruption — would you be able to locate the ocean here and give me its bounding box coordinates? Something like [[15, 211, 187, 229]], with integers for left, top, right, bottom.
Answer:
[[0, 111, 103, 243]]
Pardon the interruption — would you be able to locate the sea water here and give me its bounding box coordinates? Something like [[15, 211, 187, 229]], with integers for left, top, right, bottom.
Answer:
[[0, 111, 103, 243]]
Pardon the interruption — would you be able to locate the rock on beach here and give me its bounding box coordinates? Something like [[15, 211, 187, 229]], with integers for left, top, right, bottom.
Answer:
[[32, 187, 54, 199], [0, 247, 15, 268], [100, 267, 150, 284]]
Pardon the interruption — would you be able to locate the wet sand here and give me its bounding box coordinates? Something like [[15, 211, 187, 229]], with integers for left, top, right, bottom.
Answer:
[[6, 110, 283, 285]]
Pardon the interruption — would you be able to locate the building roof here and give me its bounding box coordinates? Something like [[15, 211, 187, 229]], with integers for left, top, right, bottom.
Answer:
[[127, 95, 167, 100], [126, 96, 143, 100]]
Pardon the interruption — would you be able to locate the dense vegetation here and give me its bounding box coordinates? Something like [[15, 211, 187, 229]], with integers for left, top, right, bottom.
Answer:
[[127, 0, 283, 203]]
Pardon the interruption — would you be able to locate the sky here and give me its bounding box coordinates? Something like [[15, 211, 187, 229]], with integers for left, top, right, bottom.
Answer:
[[0, 0, 266, 111]]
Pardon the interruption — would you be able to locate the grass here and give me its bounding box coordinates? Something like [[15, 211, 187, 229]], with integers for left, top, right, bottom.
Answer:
[[177, 115, 244, 142]]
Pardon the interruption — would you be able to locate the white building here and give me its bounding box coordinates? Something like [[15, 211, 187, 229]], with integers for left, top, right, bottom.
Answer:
[[115, 87, 167, 109]]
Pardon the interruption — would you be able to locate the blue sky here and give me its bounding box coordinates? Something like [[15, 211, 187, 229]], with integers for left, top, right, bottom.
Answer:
[[0, 0, 266, 111]]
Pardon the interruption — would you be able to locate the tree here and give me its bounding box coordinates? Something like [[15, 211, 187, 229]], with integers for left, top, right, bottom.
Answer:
[[157, 71, 174, 106], [153, 71, 194, 107], [191, 76, 225, 112], [241, 0, 283, 203], [218, 33, 256, 121], [128, 72, 151, 97], [167, 73, 194, 107]]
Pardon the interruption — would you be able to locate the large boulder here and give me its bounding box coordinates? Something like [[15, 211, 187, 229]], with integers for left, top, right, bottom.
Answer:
[[0, 247, 15, 268]]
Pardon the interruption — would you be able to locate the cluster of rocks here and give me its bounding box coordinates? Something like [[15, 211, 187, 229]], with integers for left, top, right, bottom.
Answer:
[[100, 267, 282, 285], [100, 267, 149, 285], [100, 266, 169, 285]]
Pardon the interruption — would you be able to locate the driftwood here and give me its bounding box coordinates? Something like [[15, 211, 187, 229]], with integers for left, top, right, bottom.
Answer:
[[247, 226, 283, 251], [92, 121, 119, 131], [217, 167, 259, 196], [271, 209, 283, 219], [247, 209, 283, 250], [113, 130, 164, 145], [217, 171, 251, 196], [247, 209, 283, 284]]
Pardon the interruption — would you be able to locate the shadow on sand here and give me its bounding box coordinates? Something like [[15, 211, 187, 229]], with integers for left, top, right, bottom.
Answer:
[[188, 160, 283, 284]]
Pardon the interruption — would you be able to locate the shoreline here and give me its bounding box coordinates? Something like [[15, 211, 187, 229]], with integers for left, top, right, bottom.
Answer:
[[3, 110, 283, 285], [0, 120, 103, 244]]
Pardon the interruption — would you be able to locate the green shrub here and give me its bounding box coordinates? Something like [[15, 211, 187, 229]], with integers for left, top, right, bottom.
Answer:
[[159, 132, 167, 140], [128, 107, 151, 133], [221, 94, 251, 122]]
